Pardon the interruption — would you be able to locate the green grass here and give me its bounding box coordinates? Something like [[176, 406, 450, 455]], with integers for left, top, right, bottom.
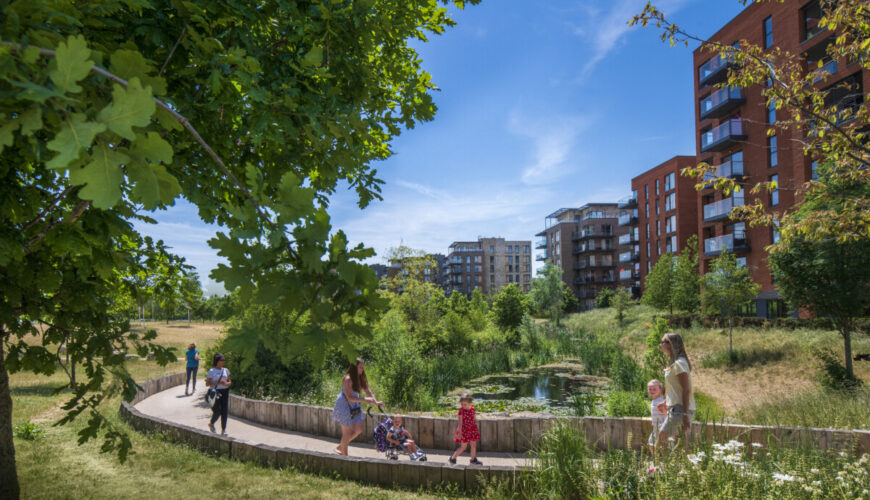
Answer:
[[737, 386, 870, 429]]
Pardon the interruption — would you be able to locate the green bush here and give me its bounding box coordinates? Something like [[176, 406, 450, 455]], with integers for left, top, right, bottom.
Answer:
[[605, 390, 648, 417], [595, 288, 616, 308], [642, 317, 669, 380], [525, 421, 595, 499], [13, 422, 46, 441], [570, 391, 604, 417]]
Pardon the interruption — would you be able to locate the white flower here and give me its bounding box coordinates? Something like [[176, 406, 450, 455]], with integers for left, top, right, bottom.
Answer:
[[838, 471, 847, 476], [751, 442, 763, 448], [810, 468, 820, 474], [773, 473, 796, 482], [840, 451, 849, 457], [811, 480, 821, 486]]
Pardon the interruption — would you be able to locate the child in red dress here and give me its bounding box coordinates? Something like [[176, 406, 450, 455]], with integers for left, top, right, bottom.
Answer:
[[449, 393, 482, 465]]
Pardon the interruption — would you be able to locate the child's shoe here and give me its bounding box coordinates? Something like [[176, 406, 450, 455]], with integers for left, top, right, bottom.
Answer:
[[448, 457, 457, 465], [470, 458, 483, 465]]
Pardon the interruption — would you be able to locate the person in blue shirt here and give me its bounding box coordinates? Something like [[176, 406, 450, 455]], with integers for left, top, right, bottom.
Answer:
[[184, 342, 200, 396]]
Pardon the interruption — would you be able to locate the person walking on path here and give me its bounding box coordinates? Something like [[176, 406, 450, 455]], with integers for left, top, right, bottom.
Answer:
[[206, 353, 231, 435], [449, 393, 482, 465], [184, 343, 200, 396], [657, 332, 695, 451], [333, 358, 381, 456]]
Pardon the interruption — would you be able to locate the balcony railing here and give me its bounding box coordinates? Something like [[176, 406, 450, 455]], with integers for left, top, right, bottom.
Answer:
[[575, 261, 588, 270], [535, 254, 547, 262], [703, 194, 744, 222], [535, 238, 547, 249], [618, 233, 638, 245], [703, 159, 744, 182], [701, 119, 747, 153], [587, 260, 614, 268], [618, 252, 640, 263], [698, 53, 735, 86], [575, 230, 613, 240], [617, 195, 638, 209], [704, 232, 750, 256], [700, 87, 745, 120], [618, 211, 638, 227], [619, 270, 633, 280]]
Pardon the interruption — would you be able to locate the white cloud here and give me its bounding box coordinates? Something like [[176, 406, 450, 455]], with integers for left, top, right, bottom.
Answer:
[[570, 0, 690, 80], [507, 109, 592, 186]]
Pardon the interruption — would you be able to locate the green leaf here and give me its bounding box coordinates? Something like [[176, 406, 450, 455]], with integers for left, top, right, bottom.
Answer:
[[0, 115, 19, 151], [46, 114, 107, 169], [127, 162, 181, 209], [4, 78, 68, 102], [109, 49, 167, 95], [69, 142, 128, 208], [96, 77, 155, 140], [49, 35, 93, 94], [131, 131, 173, 164], [302, 46, 323, 67], [19, 107, 43, 136]]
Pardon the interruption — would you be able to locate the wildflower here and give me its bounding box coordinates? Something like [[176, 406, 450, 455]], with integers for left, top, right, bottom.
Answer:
[[751, 442, 763, 448], [840, 451, 849, 457], [811, 480, 821, 486], [773, 473, 796, 482], [838, 471, 847, 476], [810, 468, 820, 474], [802, 484, 814, 493]]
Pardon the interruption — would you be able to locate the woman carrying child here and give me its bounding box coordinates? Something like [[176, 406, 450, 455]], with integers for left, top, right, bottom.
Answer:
[[449, 393, 482, 465]]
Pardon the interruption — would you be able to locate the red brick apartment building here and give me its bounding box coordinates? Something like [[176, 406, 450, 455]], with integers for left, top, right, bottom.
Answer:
[[693, 0, 868, 317], [617, 155, 699, 295], [537, 204, 627, 310]]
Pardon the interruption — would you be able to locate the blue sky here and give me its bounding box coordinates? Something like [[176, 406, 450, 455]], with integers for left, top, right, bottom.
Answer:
[[135, 0, 746, 295]]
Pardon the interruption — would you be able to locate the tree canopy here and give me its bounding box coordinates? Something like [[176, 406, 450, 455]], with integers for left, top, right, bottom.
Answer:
[[0, 1, 480, 497]]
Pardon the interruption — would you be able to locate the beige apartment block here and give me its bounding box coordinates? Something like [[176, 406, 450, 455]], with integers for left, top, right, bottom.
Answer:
[[446, 237, 532, 296]]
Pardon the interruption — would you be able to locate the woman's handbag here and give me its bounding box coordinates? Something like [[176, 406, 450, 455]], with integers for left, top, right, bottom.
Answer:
[[206, 368, 226, 408], [346, 395, 361, 418]]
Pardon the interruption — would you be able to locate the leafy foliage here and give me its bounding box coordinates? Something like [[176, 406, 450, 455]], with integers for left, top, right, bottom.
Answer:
[[673, 235, 701, 314], [642, 253, 676, 314], [491, 284, 529, 334], [529, 262, 565, 324], [0, 0, 480, 494], [643, 317, 669, 380], [595, 288, 616, 308], [612, 288, 633, 325]]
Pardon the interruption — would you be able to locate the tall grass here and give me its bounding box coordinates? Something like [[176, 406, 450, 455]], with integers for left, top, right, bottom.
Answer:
[[737, 386, 870, 429]]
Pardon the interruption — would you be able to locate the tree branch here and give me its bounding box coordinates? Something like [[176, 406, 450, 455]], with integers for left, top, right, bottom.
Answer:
[[159, 25, 188, 77], [20, 186, 74, 233]]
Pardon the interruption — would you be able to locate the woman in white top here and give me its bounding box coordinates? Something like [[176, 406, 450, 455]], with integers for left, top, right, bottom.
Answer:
[[206, 353, 232, 434], [656, 332, 695, 449]]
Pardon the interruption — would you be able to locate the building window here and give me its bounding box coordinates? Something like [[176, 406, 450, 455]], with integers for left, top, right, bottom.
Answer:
[[656, 220, 660, 236], [465, 256, 470, 263], [490, 274, 494, 283], [489, 265, 494, 272], [767, 99, 776, 124], [475, 265, 481, 272], [655, 179, 660, 195], [466, 265, 470, 272], [666, 215, 676, 233], [655, 199, 660, 215], [811, 160, 819, 180], [644, 184, 649, 199], [645, 203, 649, 218], [508, 256, 513, 264], [525, 245, 530, 253], [646, 224, 650, 239], [647, 262, 651, 272], [489, 256, 494, 264], [508, 275, 513, 283], [646, 242, 651, 258], [657, 241, 661, 256], [769, 135, 778, 167], [770, 174, 779, 206], [669, 235, 677, 253], [763, 16, 773, 48], [489, 245, 494, 253], [664, 172, 675, 191], [772, 221, 781, 244], [665, 192, 676, 211]]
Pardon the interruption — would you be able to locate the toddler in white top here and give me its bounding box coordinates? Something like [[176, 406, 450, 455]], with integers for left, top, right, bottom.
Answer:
[[647, 379, 667, 453]]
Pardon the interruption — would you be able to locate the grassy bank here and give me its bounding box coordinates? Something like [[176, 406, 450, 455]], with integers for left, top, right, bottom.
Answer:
[[564, 305, 870, 429]]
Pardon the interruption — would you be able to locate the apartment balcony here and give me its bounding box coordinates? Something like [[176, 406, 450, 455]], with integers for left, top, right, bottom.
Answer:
[[703, 194, 744, 223], [576, 245, 614, 254], [698, 53, 735, 87], [535, 254, 547, 262], [618, 251, 640, 263], [587, 261, 614, 269], [704, 232, 750, 257], [574, 230, 613, 240], [703, 159, 744, 182], [699, 87, 745, 120], [618, 233, 638, 246], [618, 211, 638, 227], [535, 238, 547, 249], [575, 261, 588, 270], [618, 270, 639, 281], [701, 119, 747, 153], [617, 194, 638, 209]]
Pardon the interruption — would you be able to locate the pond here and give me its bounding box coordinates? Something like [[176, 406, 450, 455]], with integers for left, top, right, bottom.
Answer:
[[442, 362, 611, 414]]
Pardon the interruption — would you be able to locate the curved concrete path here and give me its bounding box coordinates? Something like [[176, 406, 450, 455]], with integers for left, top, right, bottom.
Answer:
[[136, 384, 533, 467]]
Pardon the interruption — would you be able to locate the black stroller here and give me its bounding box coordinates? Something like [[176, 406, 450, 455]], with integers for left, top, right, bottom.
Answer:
[[368, 407, 427, 461]]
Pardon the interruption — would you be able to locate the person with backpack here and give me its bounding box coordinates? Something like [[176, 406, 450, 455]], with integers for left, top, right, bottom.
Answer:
[[206, 353, 232, 434]]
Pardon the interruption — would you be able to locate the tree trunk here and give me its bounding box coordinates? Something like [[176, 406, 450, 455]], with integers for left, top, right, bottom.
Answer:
[[728, 316, 734, 359], [187, 308, 190, 328], [844, 330, 854, 378], [0, 340, 21, 500]]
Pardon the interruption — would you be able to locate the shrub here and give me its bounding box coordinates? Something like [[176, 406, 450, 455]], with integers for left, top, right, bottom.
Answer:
[[642, 317, 669, 380], [13, 422, 46, 441], [570, 391, 603, 417], [595, 288, 616, 308], [605, 390, 648, 417], [439, 310, 474, 352]]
